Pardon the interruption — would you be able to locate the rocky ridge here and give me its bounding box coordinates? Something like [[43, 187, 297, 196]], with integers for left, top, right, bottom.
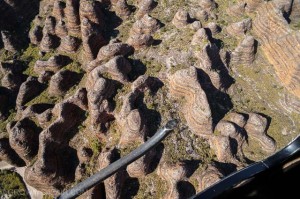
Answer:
[[0, 0, 299, 198]]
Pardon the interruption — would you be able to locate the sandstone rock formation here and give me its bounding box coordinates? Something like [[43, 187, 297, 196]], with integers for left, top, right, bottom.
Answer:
[[227, 2, 246, 17], [98, 148, 124, 199], [1, 31, 18, 53], [135, 0, 156, 19], [16, 76, 44, 108], [172, 9, 190, 29], [49, 70, 80, 96], [86, 72, 115, 129], [226, 18, 252, 37], [81, 17, 106, 62], [169, 67, 213, 137], [157, 161, 188, 199], [65, 0, 81, 36], [231, 35, 256, 66], [253, 1, 300, 98], [0, 138, 25, 167], [197, 163, 223, 192], [244, 113, 276, 153], [58, 35, 81, 53], [113, 0, 131, 19], [127, 14, 160, 49], [25, 94, 86, 195], [34, 55, 68, 74], [7, 118, 40, 164]]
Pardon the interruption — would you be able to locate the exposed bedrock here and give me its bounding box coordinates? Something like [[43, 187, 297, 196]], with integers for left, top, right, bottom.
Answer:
[[86, 39, 133, 72], [65, 0, 81, 36], [7, 118, 40, 164], [113, 0, 131, 19], [252, 1, 300, 99], [81, 17, 106, 62], [231, 35, 257, 66], [58, 35, 81, 53], [86, 72, 116, 130], [34, 55, 70, 74], [116, 91, 148, 146], [98, 148, 125, 199], [1, 31, 19, 53], [213, 120, 246, 163], [227, 2, 246, 17], [16, 76, 45, 108], [197, 163, 224, 192], [244, 113, 276, 153], [135, 0, 156, 19], [48, 69, 81, 96], [0, 138, 25, 167], [157, 161, 189, 199], [25, 96, 86, 195], [168, 67, 213, 137], [79, 0, 105, 27], [172, 9, 190, 29], [226, 18, 252, 37], [245, 0, 263, 12], [127, 14, 161, 49]]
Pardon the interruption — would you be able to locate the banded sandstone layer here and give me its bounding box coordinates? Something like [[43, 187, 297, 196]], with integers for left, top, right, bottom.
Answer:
[[0, 0, 300, 198]]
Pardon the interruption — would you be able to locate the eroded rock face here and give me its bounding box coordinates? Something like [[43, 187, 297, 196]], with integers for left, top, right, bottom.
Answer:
[[86, 72, 115, 129], [113, 0, 131, 19], [8, 118, 40, 164], [98, 148, 124, 199], [0, 138, 25, 167], [135, 0, 156, 19], [172, 9, 190, 29], [58, 35, 81, 53], [197, 163, 223, 192], [226, 18, 252, 37], [227, 2, 246, 17], [245, 113, 276, 153], [1, 31, 18, 53], [127, 14, 160, 49], [34, 55, 68, 74], [16, 77, 45, 108], [253, 1, 300, 98], [49, 70, 80, 96], [169, 67, 213, 137], [157, 161, 188, 199], [81, 17, 106, 62], [65, 0, 81, 36], [25, 97, 86, 195], [231, 35, 256, 66]]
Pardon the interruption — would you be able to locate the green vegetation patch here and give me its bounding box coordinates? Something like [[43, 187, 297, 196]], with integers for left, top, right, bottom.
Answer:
[[0, 170, 29, 199]]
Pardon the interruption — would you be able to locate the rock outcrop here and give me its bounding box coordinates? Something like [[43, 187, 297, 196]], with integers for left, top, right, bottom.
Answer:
[[197, 163, 223, 192], [1, 31, 18, 53], [231, 35, 256, 66], [244, 113, 276, 153], [168, 67, 213, 137], [86, 71, 115, 129], [49, 70, 80, 96], [7, 118, 40, 164], [98, 148, 124, 199], [253, 1, 300, 98], [135, 0, 156, 19], [0, 138, 25, 167], [157, 161, 188, 199], [34, 55, 69, 74], [172, 9, 190, 29], [16, 76, 45, 108], [25, 95, 86, 195], [127, 15, 160, 49], [226, 18, 252, 37]]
